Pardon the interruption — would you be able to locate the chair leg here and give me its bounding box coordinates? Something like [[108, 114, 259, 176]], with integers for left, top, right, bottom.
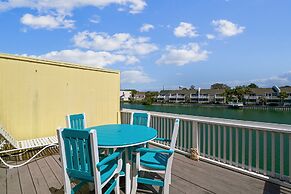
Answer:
[[63, 174, 72, 193], [115, 174, 120, 194], [163, 170, 170, 194], [163, 183, 170, 194], [131, 165, 138, 194], [169, 166, 172, 184], [125, 148, 131, 194]]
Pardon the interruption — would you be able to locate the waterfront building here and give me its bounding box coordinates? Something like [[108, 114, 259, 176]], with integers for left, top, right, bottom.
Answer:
[[156, 93, 167, 103], [156, 86, 291, 105], [244, 86, 291, 105], [133, 92, 146, 101], [158, 89, 192, 103], [120, 90, 132, 101], [190, 89, 226, 104]]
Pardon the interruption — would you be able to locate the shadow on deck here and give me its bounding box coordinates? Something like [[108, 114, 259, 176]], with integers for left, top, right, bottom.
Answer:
[[0, 147, 290, 194]]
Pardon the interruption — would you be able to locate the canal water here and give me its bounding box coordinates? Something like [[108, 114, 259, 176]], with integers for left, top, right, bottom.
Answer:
[[122, 103, 291, 176], [122, 103, 291, 125]]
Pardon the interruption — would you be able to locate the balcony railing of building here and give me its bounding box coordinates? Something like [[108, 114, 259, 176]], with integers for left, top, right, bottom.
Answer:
[[214, 95, 225, 99], [190, 95, 209, 99], [157, 95, 166, 99], [169, 94, 185, 98], [121, 108, 291, 188]]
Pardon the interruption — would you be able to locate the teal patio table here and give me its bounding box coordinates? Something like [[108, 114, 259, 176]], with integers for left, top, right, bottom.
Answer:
[[87, 124, 157, 194]]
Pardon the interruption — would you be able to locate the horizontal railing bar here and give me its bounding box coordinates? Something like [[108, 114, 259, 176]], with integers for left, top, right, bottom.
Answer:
[[121, 109, 291, 133]]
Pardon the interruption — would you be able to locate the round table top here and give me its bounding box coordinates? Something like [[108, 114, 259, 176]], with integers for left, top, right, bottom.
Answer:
[[87, 124, 157, 148]]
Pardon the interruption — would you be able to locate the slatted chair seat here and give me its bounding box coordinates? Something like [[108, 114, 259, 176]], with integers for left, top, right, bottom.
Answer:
[[140, 151, 169, 170]]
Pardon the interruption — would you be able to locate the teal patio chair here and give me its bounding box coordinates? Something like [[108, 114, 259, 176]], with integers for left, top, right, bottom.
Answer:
[[131, 112, 171, 144], [57, 128, 123, 194], [131, 119, 180, 194], [130, 112, 151, 127], [66, 113, 86, 129], [130, 112, 151, 148]]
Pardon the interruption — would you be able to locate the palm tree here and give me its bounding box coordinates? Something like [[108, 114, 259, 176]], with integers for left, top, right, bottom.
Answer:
[[223, 88, 234, 103], [258, 96, 267, 105], [278, 91, 288, 106]]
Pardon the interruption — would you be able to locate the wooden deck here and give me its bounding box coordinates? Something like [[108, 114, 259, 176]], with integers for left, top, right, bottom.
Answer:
[[0, 148, 290, 194]]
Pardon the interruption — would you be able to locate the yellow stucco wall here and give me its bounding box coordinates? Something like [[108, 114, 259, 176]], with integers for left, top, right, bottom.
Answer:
[[0, 53, 120, 140]]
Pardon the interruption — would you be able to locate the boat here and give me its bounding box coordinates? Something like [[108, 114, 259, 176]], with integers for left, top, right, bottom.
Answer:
[[228, 102, 244, 108]]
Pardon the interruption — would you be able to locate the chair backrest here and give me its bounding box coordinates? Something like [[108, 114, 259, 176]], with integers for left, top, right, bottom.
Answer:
[[57, 128, 100, 183], [66, 113, 86, 129], [170, 119, 180, 150], [0, 126, 18, 148], [130, 112, 151, 127]]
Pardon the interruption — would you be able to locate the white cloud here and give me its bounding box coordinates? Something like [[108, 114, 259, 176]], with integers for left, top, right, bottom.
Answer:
[[24, 49, 139, 67], [224, 71, 291, 87], [140, 23, 154, 32], [73, 31, 158, 55], [0, 0, 146, 15], [174, 22, 198, 38], [212, 19, 245, 37], [206, 34, 215, 40], [156, 43, 209, 66], [252, 72, 291, 87], [121, 70, 154, 84], [89, 15, 100, 24], [20, 13, 74, 29]]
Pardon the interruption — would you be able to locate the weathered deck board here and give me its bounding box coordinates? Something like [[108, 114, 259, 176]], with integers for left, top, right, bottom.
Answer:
[[28, 160, 51, 194], [45, 155, 64, 185], [18, 164, 37, 194], [7, 167, 22, 194], [1, 149, 290, 194], [51, 154, 62, 167], [6, 159, 22, 194], [37, 157, 61, 189], [0, 165, 6, 194]]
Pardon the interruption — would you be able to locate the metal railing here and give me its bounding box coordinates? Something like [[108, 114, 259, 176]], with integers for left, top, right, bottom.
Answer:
[[121, 108, 291, 187]]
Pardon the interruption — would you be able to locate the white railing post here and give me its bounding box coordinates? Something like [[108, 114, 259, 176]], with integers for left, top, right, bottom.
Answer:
[[263, 131, 267, 175], [289, 134, 291, 183], [256, 130, 259, 173], [280, 133, 284, 180], [218, 125, 221, 162], [203, 124, 206, 157], [223, 126, 226, 163], [183, 120, 187, 151], [213, 125, 216, 160], [248, 129, 252, 172], [242, 128, 245, 169], [229, 127, 232, 165], [271, 132, 275, 177], [235, 128, 239, 167], [192, 121, 199, 155], [208, 124, 211, 158]]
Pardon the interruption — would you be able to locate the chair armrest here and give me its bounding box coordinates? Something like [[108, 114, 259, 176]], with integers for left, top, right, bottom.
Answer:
[[135, 147, 174, 155], [155, 138, 171, 142], [96, 148, 124, 170]]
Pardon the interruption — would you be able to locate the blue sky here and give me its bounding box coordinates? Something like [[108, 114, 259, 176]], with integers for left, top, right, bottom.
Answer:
[[0, 0, 291, 91]]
